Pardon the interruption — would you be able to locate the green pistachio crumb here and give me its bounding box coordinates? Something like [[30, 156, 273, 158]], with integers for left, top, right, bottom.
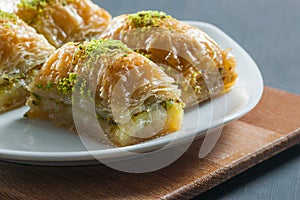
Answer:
[[1, 73, 26, 85], [162, 99, 175, 110], [46, 82, 54, 90], [36, 83, 43, 89], [57, 73, 77, 95], [0, 10, 18, 21], [128, 10, 171, 28], [78, 44, 84, 50], [81, 39, 132, 57], [135, 50, 152, 60], [3, 24, 11, 28], [18, 0, 48, 10]]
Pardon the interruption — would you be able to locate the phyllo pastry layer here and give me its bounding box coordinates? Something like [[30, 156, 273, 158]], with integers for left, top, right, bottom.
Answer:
[[0, 10, 55, 113], [101, 11, 238, 106], [26, 39, 184, 146], [15, 0, 111, 48]]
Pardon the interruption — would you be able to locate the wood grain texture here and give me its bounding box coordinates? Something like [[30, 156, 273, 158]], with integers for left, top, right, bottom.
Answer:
[[0, 87, 300, 200]]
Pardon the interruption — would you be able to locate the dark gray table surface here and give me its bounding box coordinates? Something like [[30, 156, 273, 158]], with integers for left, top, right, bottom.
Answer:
[[95, 0, 300, 199]]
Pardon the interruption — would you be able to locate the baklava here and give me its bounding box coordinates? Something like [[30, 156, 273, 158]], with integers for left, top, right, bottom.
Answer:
[[0, 10, 55, 113], [101, 11, 238, 106], [15, 0, 111, 48], [26, 39, 184, 146]]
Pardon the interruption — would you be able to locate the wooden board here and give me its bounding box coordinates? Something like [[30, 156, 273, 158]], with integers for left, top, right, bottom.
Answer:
[[0, 87, 300, 200]]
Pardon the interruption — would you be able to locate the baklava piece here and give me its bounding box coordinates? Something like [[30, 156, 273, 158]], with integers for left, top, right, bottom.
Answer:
[[15, 0, 111, 48], [101, 11, 238, 106], [0, 11, 55, 113], [26, 39, 184, 146]]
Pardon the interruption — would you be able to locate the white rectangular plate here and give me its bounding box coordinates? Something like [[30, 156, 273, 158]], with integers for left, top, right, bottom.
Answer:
[[0, 21, 263, 165]]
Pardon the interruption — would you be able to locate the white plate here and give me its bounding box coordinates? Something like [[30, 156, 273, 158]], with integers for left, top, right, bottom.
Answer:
[[0, 21, 263, 166]]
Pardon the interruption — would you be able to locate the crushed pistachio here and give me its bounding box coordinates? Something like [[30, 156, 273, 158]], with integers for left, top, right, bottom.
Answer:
[[57, 73, 77, 94], [78, 43, 84, 50], [36, 83, 43, 89], [17, 0, 73, 21], [1, 73, 26, 89], [128, 10, 171, 28], [80, 39, 132, 57], [162, 99, 175, 110], [161, 99, 185, 110], [3, 24, 11, 28], [18, 0, 48, 10], [135, 50, 152, 60], [0, 10, 18, 21], [46, 82, 54, 90], [17, 0, 49, 25], [0, 11, 19, 26]]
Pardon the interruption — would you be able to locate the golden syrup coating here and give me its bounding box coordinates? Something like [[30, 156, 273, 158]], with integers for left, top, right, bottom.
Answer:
[[16, 0, 111, 48], [0, 11, 55, 112], [101, 11, 238, 105], [27, 39, 184, 146]]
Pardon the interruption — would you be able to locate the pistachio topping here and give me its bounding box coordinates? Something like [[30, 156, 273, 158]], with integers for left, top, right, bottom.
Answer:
[[35, 83, 43, 89], [128, 10, 171, 28], [0, 10, 18, 21], [0, 11, 19, 27], [1, 73, 26, 83], [162, 99, 175, 110], [57, 73, 77, 94], [17, 0, 73, 12], [79, 39, 132, 57], [161, 99, 185, 110], [45, 82, 54, 90], [18, 0, 48, 10]]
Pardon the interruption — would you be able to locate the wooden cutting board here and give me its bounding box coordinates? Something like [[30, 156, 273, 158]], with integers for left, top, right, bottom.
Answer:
[[0, 87, 300, 200]]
